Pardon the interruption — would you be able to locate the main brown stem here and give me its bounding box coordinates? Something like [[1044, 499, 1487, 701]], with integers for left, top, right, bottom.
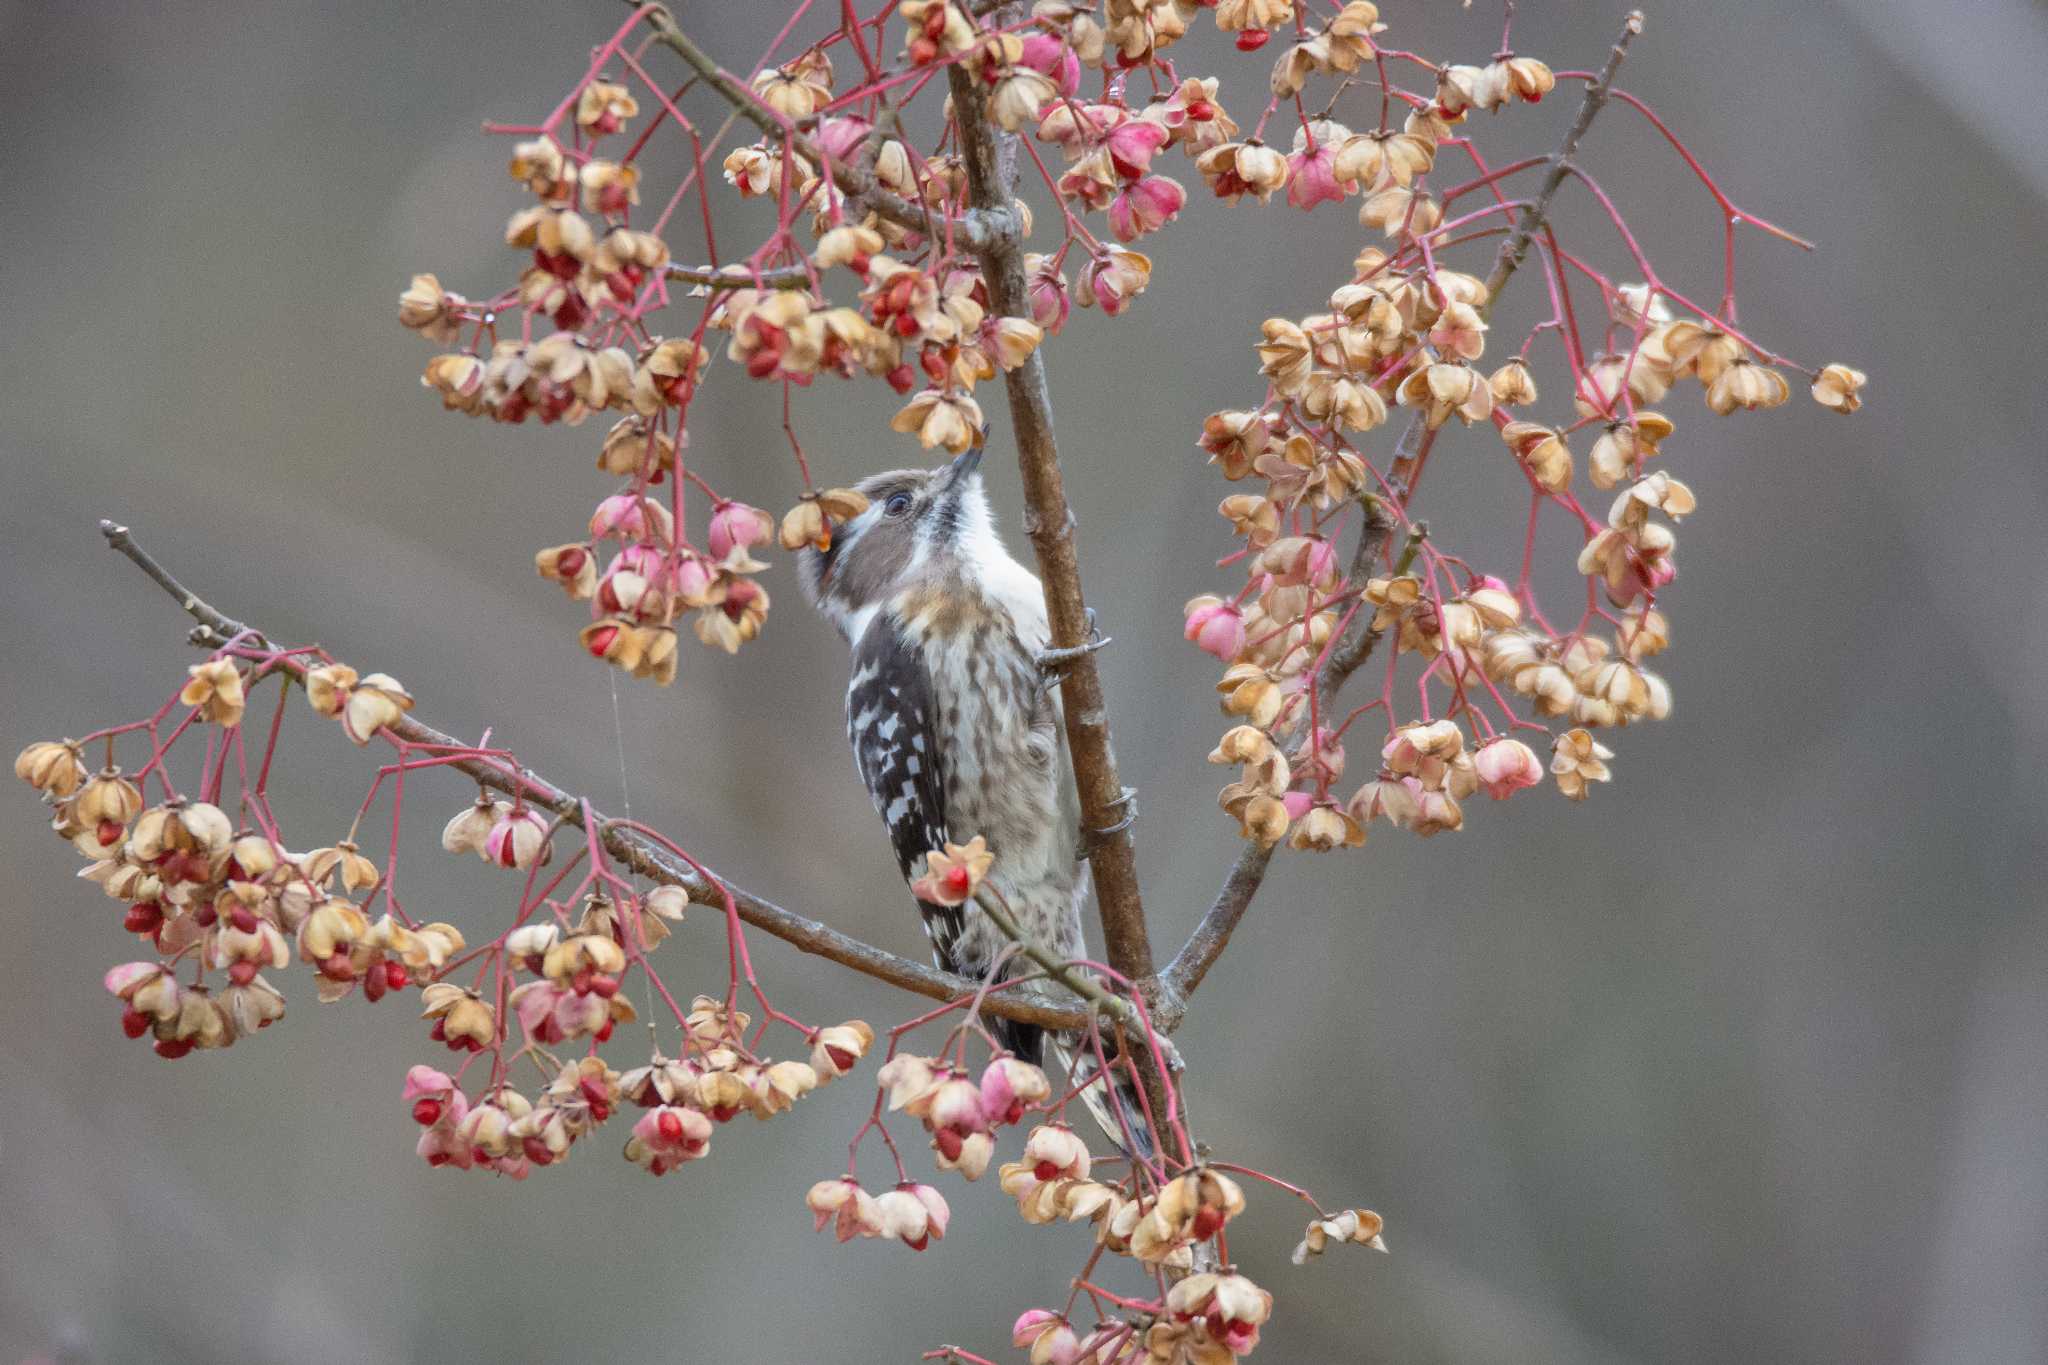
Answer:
[[943, 62, 1155, 989]]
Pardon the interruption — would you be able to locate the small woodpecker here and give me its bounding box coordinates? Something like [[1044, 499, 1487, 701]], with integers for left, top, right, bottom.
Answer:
[[800, 448, 1146, 1148]]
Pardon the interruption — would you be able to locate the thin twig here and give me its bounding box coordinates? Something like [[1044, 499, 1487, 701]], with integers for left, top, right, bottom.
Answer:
[[666, 262, 810, 290], [641, 3, 1001, 251], [98, 519, 1091, 1031], [974, 887, 1137, 1031], [1481, 10, 1645, 309]]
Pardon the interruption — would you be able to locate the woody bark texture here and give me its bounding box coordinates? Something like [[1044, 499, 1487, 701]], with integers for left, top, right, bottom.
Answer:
[[944, 60, 1155, 989]]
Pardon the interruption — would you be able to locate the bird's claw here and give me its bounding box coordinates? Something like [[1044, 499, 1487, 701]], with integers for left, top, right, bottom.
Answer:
[[1037, 608, 1109, 678], [1082, 786, 1138, 852]]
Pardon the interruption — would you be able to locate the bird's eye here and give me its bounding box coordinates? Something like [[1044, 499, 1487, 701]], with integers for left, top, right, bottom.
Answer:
[[884, 491, 914, 517]]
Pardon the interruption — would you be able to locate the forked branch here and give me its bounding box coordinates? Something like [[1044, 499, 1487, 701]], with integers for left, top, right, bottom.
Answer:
[[1168, 9, 1647, 1000]]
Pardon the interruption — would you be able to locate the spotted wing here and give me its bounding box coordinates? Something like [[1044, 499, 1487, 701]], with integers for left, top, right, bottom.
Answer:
[[846, 617, 963, 968]]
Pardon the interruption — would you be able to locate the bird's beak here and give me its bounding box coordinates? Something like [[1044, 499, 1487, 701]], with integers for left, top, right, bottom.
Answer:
[[939, 445, 984, 492]]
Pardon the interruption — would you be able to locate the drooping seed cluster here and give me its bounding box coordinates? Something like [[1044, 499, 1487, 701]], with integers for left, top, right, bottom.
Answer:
[[1174, 21, 1864, 855], [828, 931, 1386, 1363], [17, 646, 873, 1183]]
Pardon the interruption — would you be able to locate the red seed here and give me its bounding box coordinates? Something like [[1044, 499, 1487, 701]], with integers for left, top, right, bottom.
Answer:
[[384, 961, 410, 991], [229, 905, 259, 934], [227, 961, 258, 987], [934, 1128, 964, 1161], [412, 1098, 443, 1127], [1191, 1207, 1226, 1241], [657, 1110, 686, 1144], [826, 1046, 857, 1074], [123, 902, 164, 935], [586, 625, 619, 658], [522, 1137, 555, 1165], [96, 818, 125, 847], [590, 974, 618, 999], [594, 1019, 614, 1043], [153, 1038, 193, 1060], [120, 1006, 150, 1039], [1235, 28, 1270, 51]]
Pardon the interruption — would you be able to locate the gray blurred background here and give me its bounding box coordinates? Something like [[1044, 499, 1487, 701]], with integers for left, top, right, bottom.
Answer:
[[1, 1, 2040, 1361]]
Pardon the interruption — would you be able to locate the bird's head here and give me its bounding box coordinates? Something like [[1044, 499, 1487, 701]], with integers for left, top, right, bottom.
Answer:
[[798, 446, 990, 640]]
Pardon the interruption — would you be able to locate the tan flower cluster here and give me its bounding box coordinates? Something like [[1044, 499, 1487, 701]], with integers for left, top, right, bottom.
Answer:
[[875, 1051, 1051, 1181], [1436, 54, 1557, 116], [901, 0, 977, 64], [1012, 1262, 1278, 1364], [1565, 299, 1819, 424], [646, 995, 866, 1117], [405, 1053, 622, 1178], [806, 1176, 954, 1248], [1291, 1206, 1388, 1262], [750, 49, 834, 118], [303, 662, 415, 744], [18, 739, 475, 1057], [1480, 613, 1671, 730], [569, 488, 776, 683], [1155, 1271, 1275, 1361], [404, 77, 687, 426], [420, 328, 697, 427], [1270, 4, 1383, 97], [708, 286, 893, 386], [679, 241, 1041, 458], [403, 954, 870, 1180]]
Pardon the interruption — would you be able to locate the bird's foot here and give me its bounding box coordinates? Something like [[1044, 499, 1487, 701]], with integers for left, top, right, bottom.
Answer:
[[1081, 786, 1138, 854], [1037, 608, 1108, 680]]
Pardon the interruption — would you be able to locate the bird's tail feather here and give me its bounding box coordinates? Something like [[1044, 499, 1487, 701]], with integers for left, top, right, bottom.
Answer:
[[989, 1011, 1044, 1070], [1051, 1031, 1163, 1163]]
